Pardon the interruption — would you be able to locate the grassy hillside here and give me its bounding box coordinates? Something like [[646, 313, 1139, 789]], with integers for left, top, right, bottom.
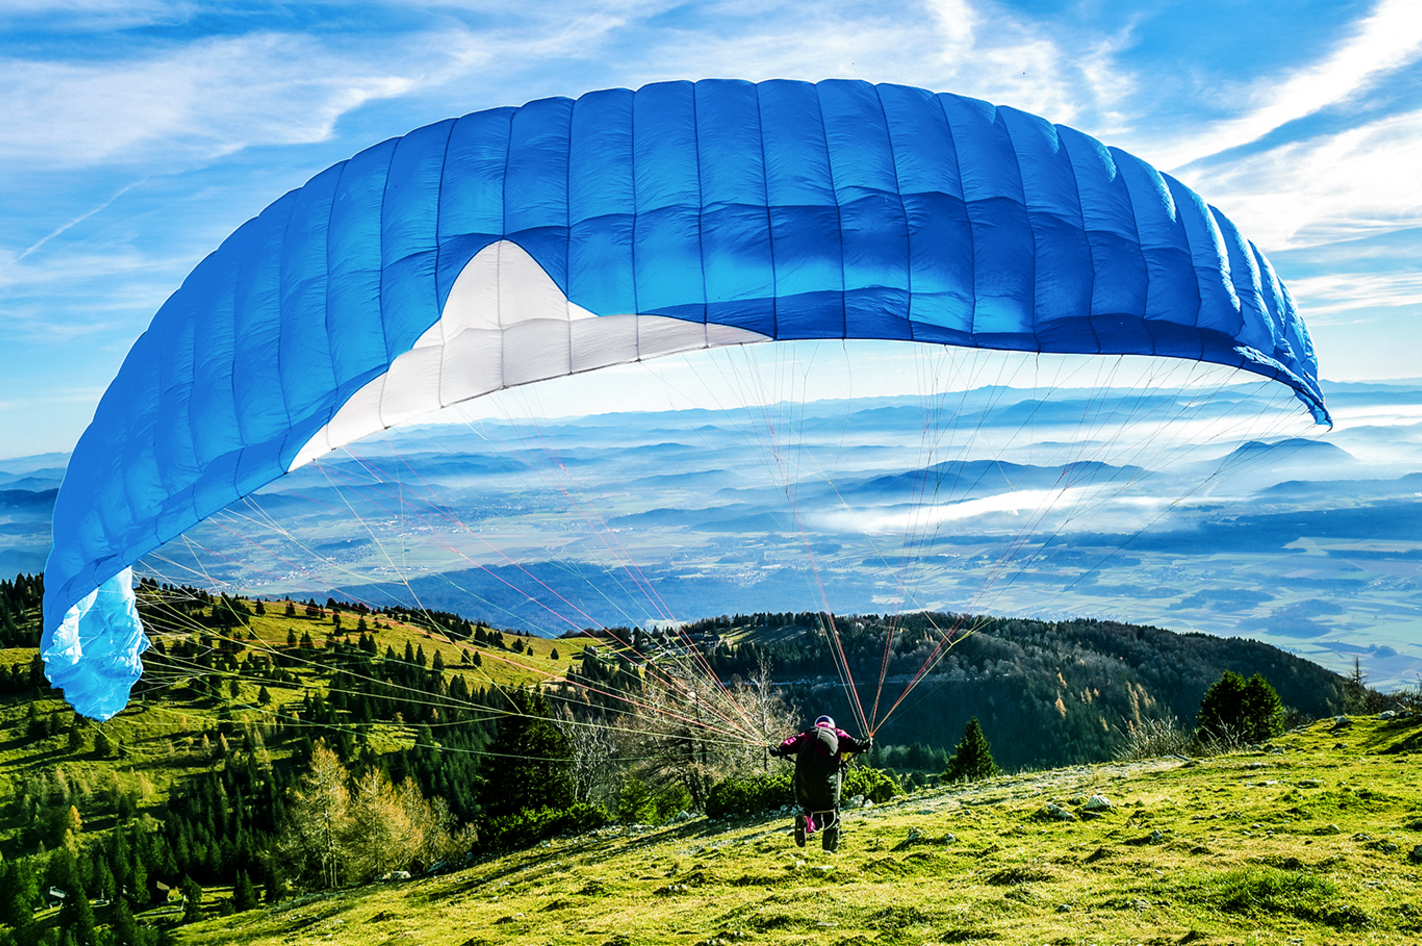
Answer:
[[170, 713, 1422, 946], [1, 575, 1408, 946], [0, 585, 598, 859]]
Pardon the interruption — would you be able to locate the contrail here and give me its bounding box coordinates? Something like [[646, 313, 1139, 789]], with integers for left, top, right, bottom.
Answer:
[[8, 178, 147, 267]]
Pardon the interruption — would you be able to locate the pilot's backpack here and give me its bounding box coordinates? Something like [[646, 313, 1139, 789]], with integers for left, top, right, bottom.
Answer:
[[794, 726, 842, 812]]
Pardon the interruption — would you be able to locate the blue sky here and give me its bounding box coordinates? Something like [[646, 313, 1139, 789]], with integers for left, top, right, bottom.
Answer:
[[2, 0, 1420, 458]]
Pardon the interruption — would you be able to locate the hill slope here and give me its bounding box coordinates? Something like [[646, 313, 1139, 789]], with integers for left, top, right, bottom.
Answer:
[[699, 612, 1354, 771], [173, 714, 1422, 946]]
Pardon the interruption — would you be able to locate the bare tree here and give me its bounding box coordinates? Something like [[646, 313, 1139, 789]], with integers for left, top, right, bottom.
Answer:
[[1344, 656, 1386, 714], [615, 659, 796, 810], [726, 660, 798, 776], [1395, 674, 1422, 713], [552, 705, 620, 808]]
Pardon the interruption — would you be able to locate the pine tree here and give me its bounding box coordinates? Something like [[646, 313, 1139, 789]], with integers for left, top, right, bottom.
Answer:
[[180, 876, 203, 923], [943, 717, 1000, 782], [1242, 673, 1285, 741], [1197, 670, 1247, 741], [59, 884, 97, 946], [110, 894, 140, 946], [2, 856, 40, 930], [1198, 671, 1284, 743], [232, 870, 258, 912], [7, 900, 41, 946], [478, 690, 575, 817]]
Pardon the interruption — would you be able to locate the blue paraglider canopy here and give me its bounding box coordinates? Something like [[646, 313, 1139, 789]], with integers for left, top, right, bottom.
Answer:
[[42, 79, 1328, 720]]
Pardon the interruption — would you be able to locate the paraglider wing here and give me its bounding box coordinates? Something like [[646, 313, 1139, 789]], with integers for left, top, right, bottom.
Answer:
[[42, 79, 1328, 720]]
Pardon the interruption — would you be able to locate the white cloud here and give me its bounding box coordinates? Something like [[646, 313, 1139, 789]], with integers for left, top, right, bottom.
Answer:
[[606, 0, 1133, 132], [1288, 271, 1422, 318], [0, 30, 489, 167], [0, 0, 181, 27], [1154, 0, 1422, 170], [922, 0, 1135, 128], [1181, 108, 1422, 250]]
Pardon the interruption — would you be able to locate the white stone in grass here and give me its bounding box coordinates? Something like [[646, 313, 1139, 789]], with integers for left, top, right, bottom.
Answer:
[[1083, 794, 1113, 811]]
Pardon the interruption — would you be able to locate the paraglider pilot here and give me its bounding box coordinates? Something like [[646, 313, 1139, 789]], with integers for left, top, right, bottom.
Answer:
[[770, 716, 871, 851]]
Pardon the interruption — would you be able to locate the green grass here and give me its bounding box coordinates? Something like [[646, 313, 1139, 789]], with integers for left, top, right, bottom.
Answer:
[[4, 601, 1419, 945], [153, 597, 595, 692], [163, 713, 1422, 946]]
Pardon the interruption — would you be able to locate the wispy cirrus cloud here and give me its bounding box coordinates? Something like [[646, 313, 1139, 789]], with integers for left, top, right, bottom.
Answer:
[[1153, 0, 1422, 171], [1287, 272, 1422, 320], [1183, 108, 1422, 250], [0, 29, 488, 168]]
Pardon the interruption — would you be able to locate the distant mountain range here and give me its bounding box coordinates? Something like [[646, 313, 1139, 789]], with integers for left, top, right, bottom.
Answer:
[[4, 377, 1421, 689]]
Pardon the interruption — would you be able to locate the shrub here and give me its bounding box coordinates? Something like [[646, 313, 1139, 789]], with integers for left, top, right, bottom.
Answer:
[[844, 766, 902, 803], [1116, 715, 1191, 761], [705, 765, 901, 818], [617, 777, 692, 825], [705, 771, 794, 820], [479, 802, 609, 854]]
